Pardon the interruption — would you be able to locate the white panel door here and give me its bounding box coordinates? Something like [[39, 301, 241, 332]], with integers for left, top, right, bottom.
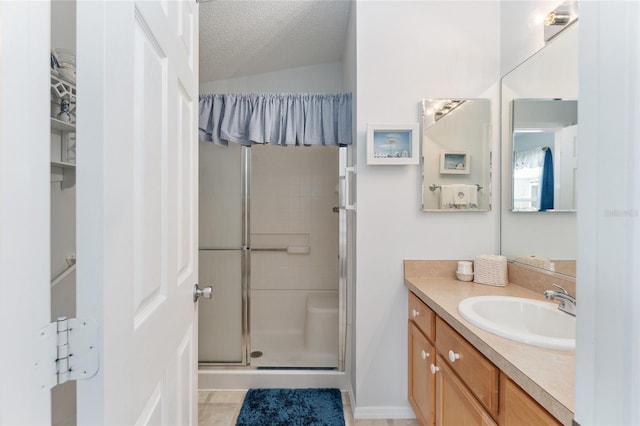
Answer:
[[0, 2, 52, 424], [76, 1, 200, 424], [556, 124, 578, 211]]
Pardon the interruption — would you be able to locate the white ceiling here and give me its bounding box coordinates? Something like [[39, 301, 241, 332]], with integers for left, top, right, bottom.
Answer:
[[199, 0, 352, 83]]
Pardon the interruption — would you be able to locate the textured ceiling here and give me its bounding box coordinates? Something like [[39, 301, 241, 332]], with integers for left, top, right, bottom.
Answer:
[[199, 0, 352, 83]]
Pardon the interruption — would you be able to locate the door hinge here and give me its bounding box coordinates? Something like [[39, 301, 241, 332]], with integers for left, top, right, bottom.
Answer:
[[36, 316, 99, 390]]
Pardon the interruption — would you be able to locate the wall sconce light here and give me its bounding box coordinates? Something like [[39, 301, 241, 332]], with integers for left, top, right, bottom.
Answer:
[[545, 11, 572, 26], [544, 1, 578, 42], [431, 99, 465, 122]]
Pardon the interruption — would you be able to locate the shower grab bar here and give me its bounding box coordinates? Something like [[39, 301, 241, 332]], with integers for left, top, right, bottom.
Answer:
[[429, 183, 483, 192], [252, 246, 311, 254], [198, 246, 310, 254], [51, 263, 76, 289], [199, 247, 249, 251]]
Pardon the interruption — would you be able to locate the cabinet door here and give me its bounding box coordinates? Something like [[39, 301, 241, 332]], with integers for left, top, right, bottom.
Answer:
[[435, 355, 496, 426], [409, 321, 435, 426], [499, 374, 561, 425]]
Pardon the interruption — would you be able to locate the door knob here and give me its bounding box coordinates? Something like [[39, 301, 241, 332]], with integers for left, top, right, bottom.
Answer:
[[193, 284, 213, 302]]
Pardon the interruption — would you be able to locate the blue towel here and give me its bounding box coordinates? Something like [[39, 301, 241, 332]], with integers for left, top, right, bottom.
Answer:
[[539, 149, 554, 211]]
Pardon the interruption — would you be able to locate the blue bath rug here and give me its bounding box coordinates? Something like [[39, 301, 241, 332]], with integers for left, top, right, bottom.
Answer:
[[236, 388, 345, 426]]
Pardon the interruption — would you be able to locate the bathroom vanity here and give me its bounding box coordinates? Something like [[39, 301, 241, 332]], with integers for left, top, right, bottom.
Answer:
[[405, 260, 574, 426]]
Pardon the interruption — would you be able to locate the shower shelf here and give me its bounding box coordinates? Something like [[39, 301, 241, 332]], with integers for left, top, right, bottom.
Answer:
[[50, 73, 76, 189], [51, 117, 75, 132]]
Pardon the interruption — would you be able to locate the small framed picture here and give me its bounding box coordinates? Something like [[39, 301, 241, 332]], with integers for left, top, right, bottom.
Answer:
[[366, 124, 419, 165], [440, 150, 470, 174]]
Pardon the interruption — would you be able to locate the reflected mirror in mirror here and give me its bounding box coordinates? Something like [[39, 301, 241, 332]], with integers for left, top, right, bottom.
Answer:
[[421, 98, 491, 212], [512, 99, 577, 212], [501, 22, 577, 277]]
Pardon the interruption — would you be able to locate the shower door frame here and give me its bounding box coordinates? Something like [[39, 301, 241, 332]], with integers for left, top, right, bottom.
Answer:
[[199, 145, 348, 371], [337, 147, 348, 372], [240, 146, 251, 367]]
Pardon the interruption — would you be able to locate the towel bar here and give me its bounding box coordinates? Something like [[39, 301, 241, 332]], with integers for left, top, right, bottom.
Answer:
[[429, 183, 483, 192], [252, 246, 311, 254]]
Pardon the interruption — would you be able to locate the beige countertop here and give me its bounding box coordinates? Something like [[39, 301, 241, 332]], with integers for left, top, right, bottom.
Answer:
[[404, 261, 574, 426]]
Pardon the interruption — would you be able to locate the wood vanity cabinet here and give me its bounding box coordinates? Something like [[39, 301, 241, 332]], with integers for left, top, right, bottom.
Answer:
[[499, 375, 561, 426], [409, 292, 496, 425], [408, 291, 561, 426]]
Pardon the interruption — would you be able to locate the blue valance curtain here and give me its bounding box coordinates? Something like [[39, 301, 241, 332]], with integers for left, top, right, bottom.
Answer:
[[199, 93, 352, 147]]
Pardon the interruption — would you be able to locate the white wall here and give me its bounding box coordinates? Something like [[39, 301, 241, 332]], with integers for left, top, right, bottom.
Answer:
[[575, 2, 640, 424], [199, 61, 342, 94], [353, 1, 500, 417]]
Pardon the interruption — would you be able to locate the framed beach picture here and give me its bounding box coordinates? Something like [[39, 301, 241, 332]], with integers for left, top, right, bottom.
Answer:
[[366, 124, 419, 165], [440, 150, 470, 174]]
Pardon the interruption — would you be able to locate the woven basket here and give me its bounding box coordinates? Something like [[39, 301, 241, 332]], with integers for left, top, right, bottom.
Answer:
[[514, 255, 551, 270], [473, 255, 508, 286]]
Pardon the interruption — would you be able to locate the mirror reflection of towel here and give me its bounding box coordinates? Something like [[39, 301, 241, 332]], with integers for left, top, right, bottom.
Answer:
[[440, 185, 454, 209], [440, 184, 478, 209], [452, 184, 478, 208], [468, 186, 478, 208], [539, 149, 554, 211]]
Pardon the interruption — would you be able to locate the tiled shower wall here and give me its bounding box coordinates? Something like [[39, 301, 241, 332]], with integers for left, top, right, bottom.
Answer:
[[250, 145, 339, 336]]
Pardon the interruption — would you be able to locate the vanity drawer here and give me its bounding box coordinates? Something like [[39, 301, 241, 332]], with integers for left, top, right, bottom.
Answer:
[[436, 317, 499, 418], [409, 292, 435, 341]]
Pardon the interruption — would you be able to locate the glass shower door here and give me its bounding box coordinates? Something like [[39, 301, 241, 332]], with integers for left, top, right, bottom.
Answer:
[[198, 142, 247, 364]]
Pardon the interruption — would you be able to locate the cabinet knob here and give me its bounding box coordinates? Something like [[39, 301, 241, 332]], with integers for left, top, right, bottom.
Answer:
[[448, 350, 460, 363], [430, 364, 440, 374], [412, 309, 420, 318], [421, 350, 429, 360]]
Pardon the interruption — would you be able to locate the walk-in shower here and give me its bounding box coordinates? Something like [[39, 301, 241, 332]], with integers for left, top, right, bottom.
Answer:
[[198, 142, 348, 372]]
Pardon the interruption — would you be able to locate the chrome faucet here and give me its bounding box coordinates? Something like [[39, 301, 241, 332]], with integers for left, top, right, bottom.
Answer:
[[544, 284, 576, 316]]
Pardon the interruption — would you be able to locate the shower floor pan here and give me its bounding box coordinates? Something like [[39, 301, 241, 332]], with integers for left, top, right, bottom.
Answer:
[[250, 331, 338, 368]]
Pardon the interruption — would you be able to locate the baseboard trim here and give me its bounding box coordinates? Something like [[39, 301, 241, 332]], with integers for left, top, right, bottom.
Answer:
[[352, 405, 416, 420]]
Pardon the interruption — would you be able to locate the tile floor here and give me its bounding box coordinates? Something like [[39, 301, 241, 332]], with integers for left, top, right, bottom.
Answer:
[[198, 391, 420, 426]]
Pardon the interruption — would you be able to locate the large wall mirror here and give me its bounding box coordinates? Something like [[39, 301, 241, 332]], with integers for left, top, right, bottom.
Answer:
[[421, 98, 491, 212], [501, 23, 578, 276]]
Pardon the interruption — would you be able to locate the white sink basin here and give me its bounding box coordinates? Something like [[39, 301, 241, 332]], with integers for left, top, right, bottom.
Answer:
[[458, 296, 576, 351]]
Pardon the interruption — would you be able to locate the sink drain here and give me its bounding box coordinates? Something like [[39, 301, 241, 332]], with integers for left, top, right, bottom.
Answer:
[[250, 351, 263, 358]]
